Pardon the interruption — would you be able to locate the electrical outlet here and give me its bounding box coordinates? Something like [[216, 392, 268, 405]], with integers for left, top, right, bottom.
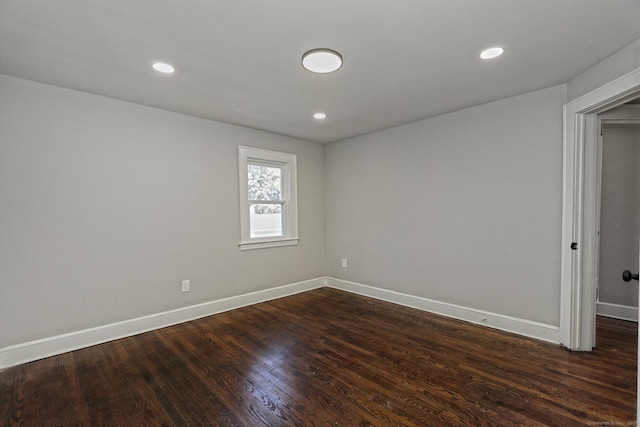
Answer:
[[341, 258, 347, 268], [182, 280, 190, 293]]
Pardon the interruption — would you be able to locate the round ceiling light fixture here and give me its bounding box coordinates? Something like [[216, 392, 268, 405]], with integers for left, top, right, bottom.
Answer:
[[313, 112, 327, 120], [479, 47, 504, 60], [152, 62, 176, 73], [302, 49, 343, 73]]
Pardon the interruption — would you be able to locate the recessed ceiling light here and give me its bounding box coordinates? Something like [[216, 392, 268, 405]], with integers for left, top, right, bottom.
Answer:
[[480, 47, 504, 60], [152, 62, 175, 73], [302, 49, 343, 73], [313, 113, 327, 120]]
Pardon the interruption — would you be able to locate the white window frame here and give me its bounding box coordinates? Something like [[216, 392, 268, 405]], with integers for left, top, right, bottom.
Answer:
[[238, 146, 298, 250]]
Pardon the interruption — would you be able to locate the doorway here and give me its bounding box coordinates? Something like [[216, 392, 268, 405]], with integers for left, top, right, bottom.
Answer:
[[560, 69, 640, 353], [596, 110, 640, 330]]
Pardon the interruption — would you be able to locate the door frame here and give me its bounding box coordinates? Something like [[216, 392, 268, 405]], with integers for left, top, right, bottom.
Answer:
[[594, 107, 640, 331], [560, 67, 640, 352]]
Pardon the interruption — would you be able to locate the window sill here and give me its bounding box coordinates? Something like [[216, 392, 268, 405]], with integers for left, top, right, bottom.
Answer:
[[239, 238, 299, 251]]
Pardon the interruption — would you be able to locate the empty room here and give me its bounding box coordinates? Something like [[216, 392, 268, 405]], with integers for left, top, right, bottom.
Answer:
[[3, 1, 640, 425]]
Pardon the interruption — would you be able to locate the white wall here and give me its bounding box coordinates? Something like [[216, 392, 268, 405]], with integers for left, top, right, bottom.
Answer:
[[0, 75, 325, 348], [599, 124, 640, 308], [325, 85, 566, 326]]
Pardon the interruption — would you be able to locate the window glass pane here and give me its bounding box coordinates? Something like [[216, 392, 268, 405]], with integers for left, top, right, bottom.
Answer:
[[250, 203, 283, 238], [248, 164, 282, 201]]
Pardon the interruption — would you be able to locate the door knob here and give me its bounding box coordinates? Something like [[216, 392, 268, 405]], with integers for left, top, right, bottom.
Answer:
[[622, 270, 639, 282]]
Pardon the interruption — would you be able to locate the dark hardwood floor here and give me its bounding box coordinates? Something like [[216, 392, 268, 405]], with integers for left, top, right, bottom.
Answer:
[[1, 288, 636, 426]]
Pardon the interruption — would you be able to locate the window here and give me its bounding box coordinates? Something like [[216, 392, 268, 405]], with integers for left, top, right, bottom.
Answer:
[[238, 146, 298, 250]]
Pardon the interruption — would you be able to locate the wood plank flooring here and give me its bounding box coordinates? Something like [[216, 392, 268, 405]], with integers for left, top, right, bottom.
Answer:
[[1, 288, 636, 426]]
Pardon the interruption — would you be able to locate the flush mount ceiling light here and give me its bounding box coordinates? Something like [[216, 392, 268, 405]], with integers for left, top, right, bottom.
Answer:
[[479, 47, 504, 60], [302, 49, 343, 73], [313, 112, 327, 120], [152, 62, 175, 73]]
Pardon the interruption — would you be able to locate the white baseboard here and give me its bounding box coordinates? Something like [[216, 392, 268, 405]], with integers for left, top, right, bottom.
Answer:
[[0, 277, 326, 369], [326, 277, 560, 344], [1, 276, 565, 369], [596, 301, 638, 322]]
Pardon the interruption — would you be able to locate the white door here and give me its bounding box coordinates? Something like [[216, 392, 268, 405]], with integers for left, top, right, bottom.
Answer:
[[636, 264, 640, 426], [621, 244, 640, 425], [626, 234, 640, 425]]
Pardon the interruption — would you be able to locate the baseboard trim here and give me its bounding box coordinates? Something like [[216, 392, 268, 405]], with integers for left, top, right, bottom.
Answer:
[[596, 301, 638, 322], [1, 276, 565, 369], [326, 277, 560, 344], [0, 277, 326, 369]]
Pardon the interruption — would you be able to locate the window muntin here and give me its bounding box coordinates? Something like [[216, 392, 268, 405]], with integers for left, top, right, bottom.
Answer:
[[238, 147, 298, 250]]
